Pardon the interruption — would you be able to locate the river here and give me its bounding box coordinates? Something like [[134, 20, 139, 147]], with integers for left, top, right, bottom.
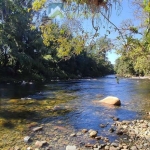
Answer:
[[0, 75, 150, 149]]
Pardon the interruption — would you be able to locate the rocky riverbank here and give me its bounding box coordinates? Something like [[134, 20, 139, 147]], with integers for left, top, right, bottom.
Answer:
[[10, 115, 150, 150]]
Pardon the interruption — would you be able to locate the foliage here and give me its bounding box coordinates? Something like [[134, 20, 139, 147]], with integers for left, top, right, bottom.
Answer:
[[0, 0, 114, 82], [115, 32, 150, 76], [40, 23, 84, 59]]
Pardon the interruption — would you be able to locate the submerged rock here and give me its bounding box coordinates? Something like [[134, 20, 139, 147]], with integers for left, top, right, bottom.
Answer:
[[82, 129, 88, 133], [24, 136, 31, 143], [89, 130, 97, 137], [99, 96, 121, 106], [35, 140, 47, 148], [32, 126, 43, 132], [66, 145, 76, 150]]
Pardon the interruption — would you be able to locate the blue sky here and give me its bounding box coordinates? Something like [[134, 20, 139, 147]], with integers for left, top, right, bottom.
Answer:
[[106, 0, 134, 64], [81, 0, 136, 64], [49, 0, 138, 64]]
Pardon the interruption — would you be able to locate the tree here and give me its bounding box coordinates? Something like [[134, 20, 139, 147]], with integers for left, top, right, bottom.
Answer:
[[0, 0, 49, 80]]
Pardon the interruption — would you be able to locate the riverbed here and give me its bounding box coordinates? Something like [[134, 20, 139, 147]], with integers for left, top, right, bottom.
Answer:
[[0, 75, 150, 149]]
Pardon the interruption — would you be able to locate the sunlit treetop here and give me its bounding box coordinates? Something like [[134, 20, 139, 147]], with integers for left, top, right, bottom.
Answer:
[[143, 0, 150, 12], [32, 0, 122, 42], [32, 0, 122, 15]]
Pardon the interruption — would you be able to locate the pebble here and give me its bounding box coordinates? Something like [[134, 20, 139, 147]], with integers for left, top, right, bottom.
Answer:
[[66, 145, 76, 150], [35, 140, 47, 148], [70, 133, 76, 137], [6, 119, 150, 150], [100, 124, 106, 128], [24, 136, 31, 143], [89, 130, 97, 137], [82, 129, 88, 133], [111, 142, 118, 147], [130, 146, 137, 150], [14, 146, 20, 150], [32, 126, 43, 132]]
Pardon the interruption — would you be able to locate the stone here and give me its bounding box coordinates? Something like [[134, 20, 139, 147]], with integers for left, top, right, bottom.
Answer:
[[109, 128, 115, 133], [88, 129, 94, 133], [85, 144, 94, 148], [93, 148, 99, 150], [66, 145, 76, 150], [70, 133, 76, 137], [116, 128, 123, 135], [109, 146, 118, 150], [27, 147, 32, 150], [76, 132, 82, 136], [111, 142, 118, 147], [95, 136, 102, 140], [35, 141, 47, 148], [130, 146, 137, 150], [24, 136, 31, 143], [113, 117, 119, 121], [89, 130, 97, 137], [148, 122, 150, 127], [32, 126, 43, 132], [99, 96, 121, 106], [100, 124, 106, 128], [103, 137, 109, 142], [14, 146, 20, 150], [105, 145, 109, 150], [82, 129, 88, 133]]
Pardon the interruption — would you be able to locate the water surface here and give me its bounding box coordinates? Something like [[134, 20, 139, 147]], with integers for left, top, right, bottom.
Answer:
[[0, 75, 150, 149]]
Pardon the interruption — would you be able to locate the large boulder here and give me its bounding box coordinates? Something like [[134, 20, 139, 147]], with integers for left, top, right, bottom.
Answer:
[[99, 96, 121, 106]]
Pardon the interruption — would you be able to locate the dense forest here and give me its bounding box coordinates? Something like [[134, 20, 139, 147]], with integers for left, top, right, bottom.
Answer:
[[114, 0, 150, 77], [1, 0, 150, 83], [0, 0, 114, 83]]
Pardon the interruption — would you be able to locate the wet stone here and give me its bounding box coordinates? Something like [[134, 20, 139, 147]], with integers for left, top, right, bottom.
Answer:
[[93, 148, 100, 150], [24, 136, 31, 143], [113, 117, 119, 121], [14, 146, 20, 150], [27, 147, 32, 150], [89, 130, 97, 137], [105, 145, 109, 149], [35, 140, 47, 148], [100, 124, 106, 128], [66, 145, 76, 150], [111, 142, 119, 147], [32, 126, 43, 132], [70, 133, 76, 137], [109, 128, 115, 133], [82, 129, 88, 133], [109, 146, 118, 150], [130, 146, 137, 150], [76, 132, 82, 136]]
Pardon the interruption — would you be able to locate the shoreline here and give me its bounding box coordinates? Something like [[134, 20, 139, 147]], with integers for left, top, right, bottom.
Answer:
[[130, 76, 150, 80], [9, 117, 150, 150]]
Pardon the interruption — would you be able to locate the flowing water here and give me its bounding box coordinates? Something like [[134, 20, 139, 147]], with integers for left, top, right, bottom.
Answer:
[[0, 75, 150, 149]]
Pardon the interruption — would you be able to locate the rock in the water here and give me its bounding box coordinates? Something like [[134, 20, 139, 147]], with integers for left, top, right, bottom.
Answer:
[[70, 133, 76, 137], [35, 141, 47, 148], [100, 124, 106, 128], [99, 96, 121, 106], [14, 146, 20, 150], [130, 146, 138, 150], [109, 128, 115, 133], [112, 117, 119, 121], [66, 145, 76, 150], [32, 126, 43, 132], [89, 130, 97, 137], [82, 129, 88, 133], [24, 136, 31, 143]]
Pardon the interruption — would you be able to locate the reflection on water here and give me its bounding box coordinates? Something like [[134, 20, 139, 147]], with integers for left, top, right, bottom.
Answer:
[[0, 75, 150, 149]]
